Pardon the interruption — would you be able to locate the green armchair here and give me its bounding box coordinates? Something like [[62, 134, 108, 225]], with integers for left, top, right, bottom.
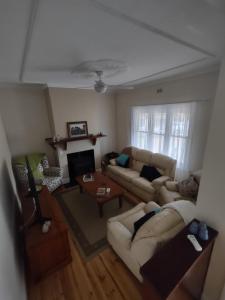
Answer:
[[13, 153, 63, 193]]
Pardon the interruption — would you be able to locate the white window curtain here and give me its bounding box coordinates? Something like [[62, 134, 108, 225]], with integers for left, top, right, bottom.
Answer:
[[131, 102, 196, 179]]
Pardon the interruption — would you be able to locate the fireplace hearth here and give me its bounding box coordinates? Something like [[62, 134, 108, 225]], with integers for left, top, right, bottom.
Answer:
[[67, 149, 95, 186]]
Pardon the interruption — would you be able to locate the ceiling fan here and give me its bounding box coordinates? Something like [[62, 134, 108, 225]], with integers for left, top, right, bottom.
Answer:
[[77, 70, 134, 94]]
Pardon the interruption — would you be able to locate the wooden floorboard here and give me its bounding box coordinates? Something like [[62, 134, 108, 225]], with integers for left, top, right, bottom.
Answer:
[[28, 235, 142, 300]]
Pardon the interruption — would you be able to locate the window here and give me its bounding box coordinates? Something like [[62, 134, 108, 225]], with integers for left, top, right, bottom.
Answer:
[[131, 102, 196, 178]]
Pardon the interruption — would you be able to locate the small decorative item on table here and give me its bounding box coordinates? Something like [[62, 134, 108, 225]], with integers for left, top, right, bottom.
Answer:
[[83, 173, 94, 182], [67, 121, 88, 138], [96, 187, 106, 196]]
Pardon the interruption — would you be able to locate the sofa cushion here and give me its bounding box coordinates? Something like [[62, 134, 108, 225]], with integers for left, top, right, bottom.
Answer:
[[131, 177, 155, 194], [133, 208, 183, 243], [131, 148, 153, 172], [132, 160, 144, 172], [121, 209, 146, 232], [132, 210, 156, 241], [132, 148, 153, 163], [151, 153, 176, 177], [159, 185, 182, 204], [116, 154, 130, 167], [107, 165, 139, 182], [140, 165, 161, 182], [165, 181, 178, 192]]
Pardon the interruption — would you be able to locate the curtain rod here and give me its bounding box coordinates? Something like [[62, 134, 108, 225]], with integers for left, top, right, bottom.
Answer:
[[130, 98, 210, 107]]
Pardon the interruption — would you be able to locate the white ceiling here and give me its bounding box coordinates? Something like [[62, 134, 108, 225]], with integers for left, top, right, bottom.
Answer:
[[0, 0, 225, 88]]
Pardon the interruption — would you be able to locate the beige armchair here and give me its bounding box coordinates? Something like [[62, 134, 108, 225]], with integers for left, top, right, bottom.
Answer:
[[107, 200, 196, 281], [158, 170, 202, 205]]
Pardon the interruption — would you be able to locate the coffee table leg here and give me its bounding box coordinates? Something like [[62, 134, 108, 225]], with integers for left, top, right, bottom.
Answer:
[[119, 196, 123, 208], [98, 203, 103, 218]]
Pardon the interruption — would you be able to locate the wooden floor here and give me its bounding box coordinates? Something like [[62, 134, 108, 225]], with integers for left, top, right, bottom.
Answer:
[[28, 235, 142, 300]]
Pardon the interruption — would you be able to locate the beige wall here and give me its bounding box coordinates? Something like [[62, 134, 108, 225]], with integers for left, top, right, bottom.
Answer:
[[47, 88, 116, 180], [196, 59, 225, 300], [0, 86, 54, 162], [0, 114, 26, 300], [115, 72, 218, 172]]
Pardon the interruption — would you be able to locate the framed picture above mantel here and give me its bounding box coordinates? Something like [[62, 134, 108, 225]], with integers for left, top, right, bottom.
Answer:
[[67, 121, 88, 138]]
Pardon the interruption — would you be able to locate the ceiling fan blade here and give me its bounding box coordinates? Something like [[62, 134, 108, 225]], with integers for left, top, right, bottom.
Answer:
[[75, 86, 93, 90], [108, 85, 134, 90]]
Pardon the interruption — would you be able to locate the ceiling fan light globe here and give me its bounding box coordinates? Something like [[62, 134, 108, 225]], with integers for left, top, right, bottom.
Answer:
[[94, 82, 107, 94]]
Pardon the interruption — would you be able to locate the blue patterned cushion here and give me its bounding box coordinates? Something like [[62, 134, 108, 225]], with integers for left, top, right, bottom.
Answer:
[[116, 154, 129, 167]]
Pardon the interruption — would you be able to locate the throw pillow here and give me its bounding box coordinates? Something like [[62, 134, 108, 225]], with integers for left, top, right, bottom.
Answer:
[[109, 158, 117, 166], [140, 165, 161, 182], [116, 154, 129, 167], [178, 175, 199, 198]]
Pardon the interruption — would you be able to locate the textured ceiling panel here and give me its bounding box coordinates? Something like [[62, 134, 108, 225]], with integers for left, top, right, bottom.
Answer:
[[0, 0, 224, 86], [24, 0, 208, 86], [0, 0, 30, 81]]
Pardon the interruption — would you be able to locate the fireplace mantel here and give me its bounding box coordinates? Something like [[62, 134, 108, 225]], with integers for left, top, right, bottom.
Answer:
[[45, 133, 106, 150]]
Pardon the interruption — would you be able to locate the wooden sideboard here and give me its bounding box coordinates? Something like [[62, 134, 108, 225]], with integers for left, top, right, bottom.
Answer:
[[140, 220, 218, 300], [21, 187, 72, 282]]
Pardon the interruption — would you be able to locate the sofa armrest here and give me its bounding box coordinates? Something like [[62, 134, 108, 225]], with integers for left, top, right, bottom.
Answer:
[[109, 158, 117, 166], [165, 181, 178, 192], [152, 176, 170, 189], [44, 167, 63, 178], [131, 238, 157, 267], [144, 201, 161, 213], [107, 221, 132, 250]]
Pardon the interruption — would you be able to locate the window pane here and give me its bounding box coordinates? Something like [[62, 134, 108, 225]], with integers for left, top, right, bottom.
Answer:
[[168, 136, 187, 167], [152, 112, 166, 134], [150, 134, 164, 153], [136, 112, 149, 132], [135, 132, 148, 149], [131, 102, 195, 179], [170, 112, 190, 137]]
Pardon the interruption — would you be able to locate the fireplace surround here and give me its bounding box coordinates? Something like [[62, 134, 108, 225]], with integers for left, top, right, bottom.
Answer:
[[67, 149, 95, 185]]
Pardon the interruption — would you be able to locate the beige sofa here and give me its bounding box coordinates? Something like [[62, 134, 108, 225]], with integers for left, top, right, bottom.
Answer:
[[106, 147, 176, 203], [107, 200, 196, 281]]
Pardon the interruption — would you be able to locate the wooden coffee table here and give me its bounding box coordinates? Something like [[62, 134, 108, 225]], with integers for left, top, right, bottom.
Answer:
[[75, 172, 124, 218]]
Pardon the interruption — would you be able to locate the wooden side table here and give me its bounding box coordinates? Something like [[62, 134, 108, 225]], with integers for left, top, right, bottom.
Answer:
[[21, 187, 72, 282], [140, 220, 218, 300], [101, 152, 119, 173]]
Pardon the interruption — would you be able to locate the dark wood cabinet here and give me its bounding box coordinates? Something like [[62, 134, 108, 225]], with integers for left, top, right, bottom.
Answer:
[[21, 187, 72, 282], [140, 220, 218, 300]]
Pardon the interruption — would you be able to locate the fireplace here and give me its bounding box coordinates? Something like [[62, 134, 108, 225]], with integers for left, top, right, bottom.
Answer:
[[67, 149, 95, 185]]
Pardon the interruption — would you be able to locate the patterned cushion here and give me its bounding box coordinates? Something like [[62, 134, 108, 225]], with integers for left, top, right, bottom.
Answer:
[[178, 176, 199, 198], [41, 155, 49, 169], [13, 153, 63, 193], [43, 167, 63, 177], [42, 177, 62, 193], [14, 164, 29, 190]]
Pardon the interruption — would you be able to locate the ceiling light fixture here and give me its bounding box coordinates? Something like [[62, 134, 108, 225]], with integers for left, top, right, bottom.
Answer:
[[94, 71, 107, 93]]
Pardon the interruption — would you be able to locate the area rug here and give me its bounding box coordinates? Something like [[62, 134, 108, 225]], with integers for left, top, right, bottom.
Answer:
[[56, 187, 134, 260]]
